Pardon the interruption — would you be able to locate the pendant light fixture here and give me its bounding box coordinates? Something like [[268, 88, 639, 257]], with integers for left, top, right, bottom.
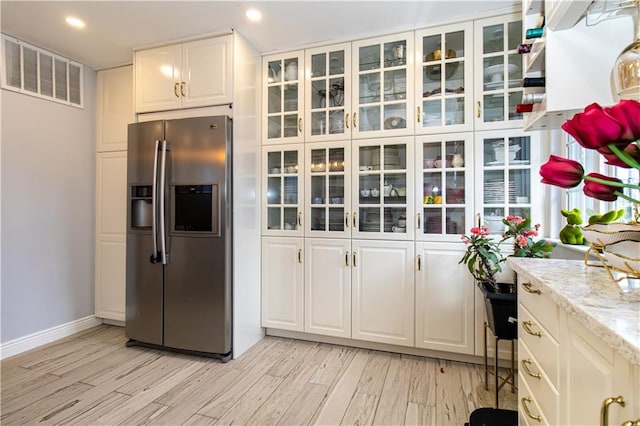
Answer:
[[613, 0, 640, 99]]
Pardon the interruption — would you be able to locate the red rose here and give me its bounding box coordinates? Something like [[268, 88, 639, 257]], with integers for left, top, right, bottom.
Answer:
[[601, 143, 640, 168], [604, 99, 640, 142], [583, 173, 622, 202], [562, 103, 625, 150], [539, 155, 584, 188]]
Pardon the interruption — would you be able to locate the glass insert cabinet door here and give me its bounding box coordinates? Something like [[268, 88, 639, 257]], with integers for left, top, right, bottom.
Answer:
[[475, 129, 541, 236], [263, 51, 305, 144], [262, 145, 304, 236], [474, 13, 524, 131], [415, 133, 473, 241], [305, 43, 351, 142], [305, 142, 351, 238], [352, 137, 414, 240], [351, 32, 414, 139], [416, 21, 473, 134]]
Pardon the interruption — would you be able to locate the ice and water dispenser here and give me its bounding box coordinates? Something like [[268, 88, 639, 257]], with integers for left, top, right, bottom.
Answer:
[[131, 186, 153, 229]]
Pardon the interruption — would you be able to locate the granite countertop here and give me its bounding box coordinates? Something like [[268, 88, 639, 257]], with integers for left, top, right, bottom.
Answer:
[[507, 258, 640, 367]]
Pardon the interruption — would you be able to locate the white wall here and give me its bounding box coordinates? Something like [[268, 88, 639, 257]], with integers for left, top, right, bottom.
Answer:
[[1, 66, 97, 343]]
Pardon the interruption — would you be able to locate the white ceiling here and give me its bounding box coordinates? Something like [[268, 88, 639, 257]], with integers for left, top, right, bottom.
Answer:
[[1, 1, 519, 70]]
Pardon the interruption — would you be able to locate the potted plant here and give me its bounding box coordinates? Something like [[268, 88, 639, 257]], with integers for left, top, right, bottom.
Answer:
[[459, 216, 555, 339]]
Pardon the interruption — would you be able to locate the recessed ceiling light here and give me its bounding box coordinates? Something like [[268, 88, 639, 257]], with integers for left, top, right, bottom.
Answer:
[[65, 16, 86, 29], [246, 9, 262, 22]]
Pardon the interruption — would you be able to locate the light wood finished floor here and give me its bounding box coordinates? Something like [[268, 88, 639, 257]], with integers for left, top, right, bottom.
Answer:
[[1, 325, 517, 425]]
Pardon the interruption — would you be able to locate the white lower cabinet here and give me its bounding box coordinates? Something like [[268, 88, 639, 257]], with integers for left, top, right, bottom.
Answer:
[[415, 242, 474, 354], [351, 240, 414, 347], [305, 238, 351, 338], [261, 237, 304, 331]]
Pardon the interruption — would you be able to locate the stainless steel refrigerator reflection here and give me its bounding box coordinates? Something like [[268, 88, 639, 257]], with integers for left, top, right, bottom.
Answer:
[[125, 116, 232, 361]]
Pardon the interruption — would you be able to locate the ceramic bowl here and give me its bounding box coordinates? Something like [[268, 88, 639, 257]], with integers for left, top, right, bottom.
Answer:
[[604, 239, 640, 275], [582, 223, 640, 247]]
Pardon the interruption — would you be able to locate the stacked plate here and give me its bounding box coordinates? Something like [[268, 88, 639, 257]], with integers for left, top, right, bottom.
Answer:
[[484, 180, 515, 204], [384, 146, 402, 169]]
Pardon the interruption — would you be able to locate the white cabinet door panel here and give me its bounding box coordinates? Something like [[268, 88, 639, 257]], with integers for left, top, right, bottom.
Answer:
[[134, 44, 181, 113], [181, 36, 232, 109]]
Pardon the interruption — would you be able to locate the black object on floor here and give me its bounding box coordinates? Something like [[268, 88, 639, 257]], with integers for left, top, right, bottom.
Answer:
[[464, 408, 518, 426]]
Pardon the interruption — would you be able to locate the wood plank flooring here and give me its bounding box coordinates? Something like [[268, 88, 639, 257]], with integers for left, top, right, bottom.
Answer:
[[1, 325, 517, 425]]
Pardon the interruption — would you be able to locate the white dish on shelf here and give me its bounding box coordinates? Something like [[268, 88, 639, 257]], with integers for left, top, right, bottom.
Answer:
[[486, 160, 530, 166], [484, 64, 519, 79], [484, 79, 522, 91]]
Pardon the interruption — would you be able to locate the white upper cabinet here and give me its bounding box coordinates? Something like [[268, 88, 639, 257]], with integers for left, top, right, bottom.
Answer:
[[263, 51, 305, 144], [474, 13, 525, 131], [351, 32, 415, 139], [97, 66, 133, 152], [134, 35, 232, 113], [305, 43, 352, 142], [415, 21, 474, 134]]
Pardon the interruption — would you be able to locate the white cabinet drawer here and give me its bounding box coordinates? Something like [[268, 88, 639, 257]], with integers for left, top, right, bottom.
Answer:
[[518, 278, 559, 339], [519, 370, 550, 426], [519, 304, 561, 389], [520, 339, 560, 424]]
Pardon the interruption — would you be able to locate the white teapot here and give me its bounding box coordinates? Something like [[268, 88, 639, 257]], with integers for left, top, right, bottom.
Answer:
[[284, 61, 298, 81], [383, 181, 398, 197]]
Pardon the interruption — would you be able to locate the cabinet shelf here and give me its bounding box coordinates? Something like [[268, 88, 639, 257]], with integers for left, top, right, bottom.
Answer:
[[524, 37, 546, 74]]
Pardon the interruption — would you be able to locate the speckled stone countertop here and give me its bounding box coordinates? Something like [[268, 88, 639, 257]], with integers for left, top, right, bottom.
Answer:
[[507, 258, 640, 367]]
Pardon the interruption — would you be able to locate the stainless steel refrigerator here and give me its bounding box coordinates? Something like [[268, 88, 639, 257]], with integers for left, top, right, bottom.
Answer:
[[125, 116, 232, 362]]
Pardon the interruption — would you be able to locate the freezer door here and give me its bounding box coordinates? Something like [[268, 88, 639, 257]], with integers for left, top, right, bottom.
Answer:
[[125, 120, 164, 345]]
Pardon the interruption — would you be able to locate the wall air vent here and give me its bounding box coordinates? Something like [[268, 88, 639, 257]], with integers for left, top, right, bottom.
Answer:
[[1, 34, 83, 108]]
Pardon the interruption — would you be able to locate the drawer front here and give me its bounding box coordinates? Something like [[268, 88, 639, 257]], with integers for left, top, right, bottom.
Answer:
[[518, 278, 559, 339], [519, 304, 561, 389], [519, 370, 550, 426], [519, 339, 560, 424]]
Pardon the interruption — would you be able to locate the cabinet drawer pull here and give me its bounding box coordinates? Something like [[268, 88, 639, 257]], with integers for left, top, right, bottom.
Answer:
[[522, 282, 541, 295], [345, 113, 349, 129], [523, 320, 543, 337], [298, 118, 302, 132], [174, 83, 180, 98], [298, 249, 302, 264], [601, 396, 625, 426], [521, 397, 542, 422], [345, 212, 350, 228], [521, 359, 541, 379], [345, 251, 350, 266], [476, 101, 481, 118], [180, 81, 186, 97], [416, 106, 421, 123], [622, 420, 640, 426], [353, 112, 357, 128], [353, 251, 357, 267]]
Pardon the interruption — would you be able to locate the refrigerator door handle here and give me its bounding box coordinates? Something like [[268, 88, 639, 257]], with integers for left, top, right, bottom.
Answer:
[[159, 139, 168, 264], [150, 139, 160, 264]]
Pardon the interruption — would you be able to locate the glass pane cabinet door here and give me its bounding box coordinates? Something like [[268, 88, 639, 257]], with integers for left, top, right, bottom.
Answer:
[[416, 134, 473, 241], [263, 51, 305, 144], [416, 22, 473, 134], [306, 142, 351, 238], [263, 145, 304, 236], [351, 32, 414, 139], [474, 14, 524, 131], [352, 138, 414, 240], [305, 44, 351, 142], [475, 130, 541, 236]]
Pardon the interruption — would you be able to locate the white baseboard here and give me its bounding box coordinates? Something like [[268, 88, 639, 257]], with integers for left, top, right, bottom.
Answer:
[[0, 315, 103, 360]]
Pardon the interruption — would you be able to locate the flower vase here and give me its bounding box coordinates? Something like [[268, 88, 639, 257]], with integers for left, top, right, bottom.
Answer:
[[479, 281, 517, 340]]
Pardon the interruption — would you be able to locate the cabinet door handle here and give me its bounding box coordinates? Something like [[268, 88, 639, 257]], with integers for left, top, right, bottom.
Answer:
[[298, 118, 303, 133], [353, 112, 357, 128], [353, 251, 357, 267], [353, 212, 357, 228], [298, 249, 302, 264], [174, 83, 180, 98], [417, 213, 422, 229], [601, 396, 625, 426], [345, 212, 350, 228], [522, 282, 542, 295], [345, 113, 350, 128], [622, 419, 640, 426], [522, 320, 543, 337], [521, 397, 542, 422], [298, 212, 302, 227], [417, 255, 422, 271], [416, 106, 421, 123], [521, 359, 541, 379], [345, 250, 350, 266], [180, 81, 185, 97], [476, 101, 481, 118]]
